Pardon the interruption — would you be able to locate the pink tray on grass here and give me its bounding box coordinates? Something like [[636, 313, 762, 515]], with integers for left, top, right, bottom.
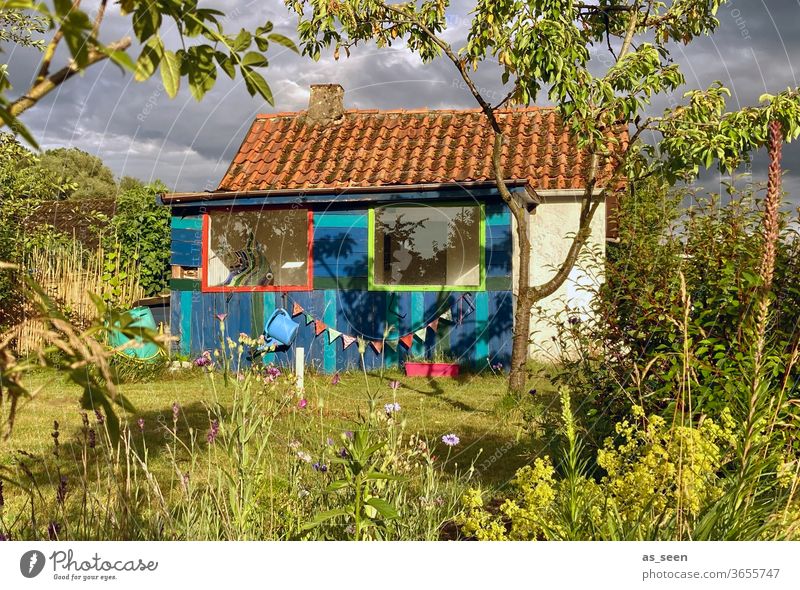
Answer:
[[404, 362, 460, 378]]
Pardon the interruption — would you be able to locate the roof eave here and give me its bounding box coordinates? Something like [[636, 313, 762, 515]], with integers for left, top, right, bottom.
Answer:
[[160, 180, 534, 206]]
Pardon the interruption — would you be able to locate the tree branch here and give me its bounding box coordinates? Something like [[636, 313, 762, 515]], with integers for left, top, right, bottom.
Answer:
[[35, 0, 83, 84], [7, 37, 132, 121]]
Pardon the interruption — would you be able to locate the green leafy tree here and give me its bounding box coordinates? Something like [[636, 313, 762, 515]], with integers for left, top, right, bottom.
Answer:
[[107, 181, 171, 297], [0, 1, 297, 145], [287, 0, 800, 393], [0, 134, 73, 324], [39, 147, 118, 199]]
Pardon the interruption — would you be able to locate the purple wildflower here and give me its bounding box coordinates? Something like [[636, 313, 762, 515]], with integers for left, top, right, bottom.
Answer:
[[137, 418, 145, 431], [207, 419, 220, 444], [88, 429, 96, 449], [338, 447, 349, 458], [265, 366, 281, 382], [331, 372, 341, 386], [441, 433, 460, 447], [384, 402, 401, 415], [215, 313, 228, 322], [312, 462, 328, 473], [326, 437, 334, 446], [47, 521, 61, 540], [95, 410, 105, 425], [0, 480, 4, 507], [172, 402, 180, 422], [0, 533, 9, 541], [492, 362, 503, 372], [51, 421, 60, 457], [181, 473, 190, 490], [389, 380, 401, 392], [529, 388, 537, 396], [194, 352, 213, 367], [297, 398, 308, 409], [345, 431, 354, 440], [56, 476, 67, 505]]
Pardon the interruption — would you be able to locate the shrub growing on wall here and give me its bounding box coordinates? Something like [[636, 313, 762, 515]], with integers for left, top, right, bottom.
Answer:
[[106, 182, 170, 298]]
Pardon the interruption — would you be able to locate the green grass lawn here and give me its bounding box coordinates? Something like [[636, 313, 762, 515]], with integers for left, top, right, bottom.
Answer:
[[0, 371, 549, 485]]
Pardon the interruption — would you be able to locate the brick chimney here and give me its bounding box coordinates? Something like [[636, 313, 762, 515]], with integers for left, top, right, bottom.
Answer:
[[307, 83, 345, 123]]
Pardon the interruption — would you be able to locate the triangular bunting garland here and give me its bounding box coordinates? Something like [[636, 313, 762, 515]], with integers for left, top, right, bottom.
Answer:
[[342, 334, 357, 349], [399, 333, 414, 349], [370, 340, 384, 354], [428, 318, 439, 332], [304, 313, 315, 325], [327, 329, 342, 344], [314, 319, 327, 336], [292, 302, 304, 317], [386, 338, 399, 351], [413, 327, 427, 342], [439, 309, 453, 323]]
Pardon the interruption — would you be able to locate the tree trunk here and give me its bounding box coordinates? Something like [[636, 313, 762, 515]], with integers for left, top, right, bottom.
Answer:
[[508, 203, 532, 394]]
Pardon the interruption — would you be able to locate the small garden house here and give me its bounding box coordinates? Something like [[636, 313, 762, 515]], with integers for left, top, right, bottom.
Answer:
[[161, 84, 620, 372]]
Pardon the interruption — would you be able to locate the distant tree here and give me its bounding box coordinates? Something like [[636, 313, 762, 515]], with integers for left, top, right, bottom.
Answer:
[[118, 176, 145, 193], [39, 147, 117, 200], [0, 134, 72, 324], [0, 133, 67, 200]]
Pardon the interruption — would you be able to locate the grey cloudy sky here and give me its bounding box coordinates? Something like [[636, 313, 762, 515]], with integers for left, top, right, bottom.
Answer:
[[5, 0, 800, 203]]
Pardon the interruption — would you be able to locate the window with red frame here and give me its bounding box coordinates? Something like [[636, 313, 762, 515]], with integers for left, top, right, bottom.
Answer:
[[203, 208, 312, 291]]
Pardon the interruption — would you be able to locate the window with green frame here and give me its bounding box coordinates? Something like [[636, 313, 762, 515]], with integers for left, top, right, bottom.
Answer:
[[368, 203, 485, 291]]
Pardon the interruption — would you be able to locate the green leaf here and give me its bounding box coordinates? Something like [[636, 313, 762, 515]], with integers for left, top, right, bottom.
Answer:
[[160, 50, 181, 98], [267, 32, 298, 53], [232, 29, 252, 52], [0, 107, 39, 148], [301, 508, 350, 531], [364, 471, 405, 481], [103, 48, 136, 74], [365, 497, 399, 520], [325, 480, 349, 492], [241, 51, 268, 68], [215, 51, 235, 79], [135, 44, 161, 81], [242, 68, 273, 105]]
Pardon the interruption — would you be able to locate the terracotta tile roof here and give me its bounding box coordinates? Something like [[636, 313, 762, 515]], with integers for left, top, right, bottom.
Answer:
[[218, 107, 622, 192]]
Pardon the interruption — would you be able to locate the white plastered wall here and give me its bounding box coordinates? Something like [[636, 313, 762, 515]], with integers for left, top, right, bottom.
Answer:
[[511, 191, 607, 359]]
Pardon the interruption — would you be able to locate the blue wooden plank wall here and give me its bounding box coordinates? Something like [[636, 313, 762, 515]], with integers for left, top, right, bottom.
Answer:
[[170, 215, 202, 267], [168, 201, 514, 372]]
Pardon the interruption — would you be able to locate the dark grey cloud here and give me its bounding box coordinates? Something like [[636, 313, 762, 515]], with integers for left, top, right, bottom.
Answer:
[[5, 0, 800, 205]]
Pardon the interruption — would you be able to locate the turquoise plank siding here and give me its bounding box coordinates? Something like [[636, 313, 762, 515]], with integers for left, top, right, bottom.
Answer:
[[323, 290, 337, 373], [179, 291, 193, 356], [474, 291, 490, 368], [314, 212, 368, 229], [171, 216, 203, 230], [410, 292, 425, 358]]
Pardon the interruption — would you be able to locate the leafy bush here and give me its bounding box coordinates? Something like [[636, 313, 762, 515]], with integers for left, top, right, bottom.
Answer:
[[547, 181, 800, 440], [457, 389, 799, 541], [105, 182, 171, 297]]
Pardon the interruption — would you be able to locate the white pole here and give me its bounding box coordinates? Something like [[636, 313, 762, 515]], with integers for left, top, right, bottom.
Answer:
[[295, 347, 305, 392]]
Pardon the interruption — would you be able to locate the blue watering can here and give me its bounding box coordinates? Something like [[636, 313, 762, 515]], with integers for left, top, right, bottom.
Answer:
[[261, 308, 300, 350]]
